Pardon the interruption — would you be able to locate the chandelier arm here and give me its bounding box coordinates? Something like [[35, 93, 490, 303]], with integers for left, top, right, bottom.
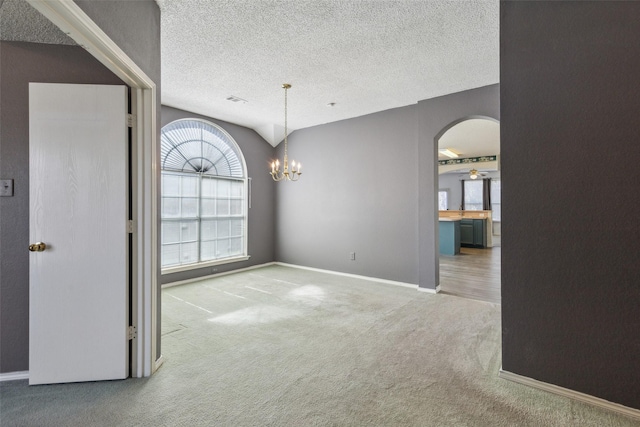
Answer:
[[270, 83, 301, 182]]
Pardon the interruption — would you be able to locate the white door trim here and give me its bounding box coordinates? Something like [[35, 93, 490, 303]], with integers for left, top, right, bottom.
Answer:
[[27, 0, 159, 377]]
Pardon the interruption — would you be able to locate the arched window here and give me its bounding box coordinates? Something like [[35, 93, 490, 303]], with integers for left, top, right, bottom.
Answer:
[[160, 119, 249, 270]]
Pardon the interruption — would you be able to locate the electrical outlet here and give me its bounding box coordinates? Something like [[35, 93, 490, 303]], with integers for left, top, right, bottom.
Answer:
[[212, 267, 218, 273], [0, 179, 13, 197], [350, 252, 356, 261]]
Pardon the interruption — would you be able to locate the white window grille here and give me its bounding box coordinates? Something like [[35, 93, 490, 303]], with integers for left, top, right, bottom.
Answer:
[[438, 190, 448, 211], [160, 119, 248, 269], [491, 178, 501, 221], [464, 180, 483, 211]]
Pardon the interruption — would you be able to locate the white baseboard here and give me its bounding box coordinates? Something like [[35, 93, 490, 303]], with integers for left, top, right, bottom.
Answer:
[[162, 261, 441, 294], [162, 262, 277, 288], [499, 369, 640, 421], [275, 262, 436, 293], [0, 371, 29, 382], [418, 284, 440, 294]]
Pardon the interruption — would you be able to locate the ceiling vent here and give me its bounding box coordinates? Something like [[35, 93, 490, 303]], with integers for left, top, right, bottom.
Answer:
[[225, 95, 248, 104]]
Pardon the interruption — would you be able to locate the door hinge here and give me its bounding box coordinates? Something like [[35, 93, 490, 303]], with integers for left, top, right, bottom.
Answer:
[[126, 114, 135, 128], [127, 220, 134, 234], [128, 325, 137, 340]]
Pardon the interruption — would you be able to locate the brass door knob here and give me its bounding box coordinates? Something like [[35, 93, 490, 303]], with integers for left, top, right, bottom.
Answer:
[[29, 242, 47, 252]]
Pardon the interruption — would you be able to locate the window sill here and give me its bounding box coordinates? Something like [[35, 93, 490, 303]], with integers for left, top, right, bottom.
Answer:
[[161, 255, 251, 275]]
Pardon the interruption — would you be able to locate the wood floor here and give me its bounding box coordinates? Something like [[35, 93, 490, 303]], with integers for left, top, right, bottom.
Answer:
[[439, 246, 501, 304]]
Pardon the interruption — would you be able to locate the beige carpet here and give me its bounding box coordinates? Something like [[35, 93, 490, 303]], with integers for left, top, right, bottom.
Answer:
[[1, 265, 637, 426]]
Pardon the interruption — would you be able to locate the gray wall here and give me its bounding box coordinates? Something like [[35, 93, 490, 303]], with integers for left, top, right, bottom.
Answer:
[[0, 0, 161, 373], [276, 84, 499, 288], [160, 106, 276, 284], [276, 105, 419, 284], [501, 1, 640, 409], [0, 41, 125, 373], [438, 174, 462, 211]]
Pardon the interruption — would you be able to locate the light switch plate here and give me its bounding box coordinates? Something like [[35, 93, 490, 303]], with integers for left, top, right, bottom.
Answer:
[[0, 179, 14, 196]]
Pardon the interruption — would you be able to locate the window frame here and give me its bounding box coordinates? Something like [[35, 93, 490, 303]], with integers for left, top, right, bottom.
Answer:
[[463, 179, 484, 211], [490, 178, 501, 222], [463, 177, 501, 221], [160, 119, 250, 274], [438, 189, 449, 211]]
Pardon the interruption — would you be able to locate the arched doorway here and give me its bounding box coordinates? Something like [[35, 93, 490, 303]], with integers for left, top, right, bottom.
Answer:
[[436, 117, 501, 304]]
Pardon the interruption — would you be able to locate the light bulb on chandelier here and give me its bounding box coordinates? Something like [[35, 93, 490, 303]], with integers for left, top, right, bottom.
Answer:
[[270, 83, 302, 181]]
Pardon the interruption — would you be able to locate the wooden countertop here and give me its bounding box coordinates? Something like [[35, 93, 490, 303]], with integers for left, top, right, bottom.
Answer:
[[439, 210, 491, 220]]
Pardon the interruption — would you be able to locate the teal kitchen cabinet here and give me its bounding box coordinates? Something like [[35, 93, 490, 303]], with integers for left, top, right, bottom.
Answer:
[[460, 219, 487, 248], [439, 219, 461, 255]]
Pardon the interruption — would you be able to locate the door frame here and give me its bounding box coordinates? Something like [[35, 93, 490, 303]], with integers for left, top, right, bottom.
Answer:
[[434, 115, 500, 296], [27, 0, 159, 377]]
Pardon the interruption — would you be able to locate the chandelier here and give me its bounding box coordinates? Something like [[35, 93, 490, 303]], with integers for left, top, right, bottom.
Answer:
[[270, 84, 301, 181], [469, 169, 479, 179]]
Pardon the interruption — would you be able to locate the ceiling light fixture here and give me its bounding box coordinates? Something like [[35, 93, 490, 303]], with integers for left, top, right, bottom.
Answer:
[[270, 84, 301, 181], [438, 148, 459, 158], [469, 169, 479, 180]]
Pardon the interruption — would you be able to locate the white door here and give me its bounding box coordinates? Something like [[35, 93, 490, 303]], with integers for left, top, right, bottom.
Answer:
[[29, 83, 129, 385]]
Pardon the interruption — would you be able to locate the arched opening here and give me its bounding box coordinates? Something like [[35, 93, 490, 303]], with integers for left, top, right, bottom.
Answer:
[[436, 117, 501, 304]]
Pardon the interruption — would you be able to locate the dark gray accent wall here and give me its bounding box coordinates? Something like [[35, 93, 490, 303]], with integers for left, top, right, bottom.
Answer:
[[501, 1, 640, 409], [160, 106, 276, 284], [75, 0, 162, 360], [75, 0, 161, 90], [0, 41, 125, 373], [275, 84, 499, 288]]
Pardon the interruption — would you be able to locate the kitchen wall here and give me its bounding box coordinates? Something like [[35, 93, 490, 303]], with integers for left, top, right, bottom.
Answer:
[[501, 0, 640, 409], [439, 171, 500, 212], [160, 106, 276, 284]]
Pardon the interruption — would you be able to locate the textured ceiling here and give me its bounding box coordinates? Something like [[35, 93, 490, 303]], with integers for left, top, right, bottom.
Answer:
[[438, 118, 499, 160], [1, 0, 499, 147], [0, 0, 76, 45], [159, 0, 499, 146]]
